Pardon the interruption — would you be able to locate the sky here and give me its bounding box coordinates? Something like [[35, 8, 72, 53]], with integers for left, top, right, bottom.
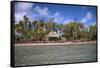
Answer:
[[15, 2, 97, 26]]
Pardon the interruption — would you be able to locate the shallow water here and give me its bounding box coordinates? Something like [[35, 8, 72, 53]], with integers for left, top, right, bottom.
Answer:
[[15, 43, 97, 66]]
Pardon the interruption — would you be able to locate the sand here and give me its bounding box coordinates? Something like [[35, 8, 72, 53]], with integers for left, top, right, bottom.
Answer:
[[15, 41, 96, 46]]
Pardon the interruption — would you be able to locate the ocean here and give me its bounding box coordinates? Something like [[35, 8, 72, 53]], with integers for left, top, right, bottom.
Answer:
[[15, 43, 97, 66]]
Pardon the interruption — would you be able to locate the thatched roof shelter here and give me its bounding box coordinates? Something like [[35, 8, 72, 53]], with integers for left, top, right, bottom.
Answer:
[[47, 31, 59, 38]]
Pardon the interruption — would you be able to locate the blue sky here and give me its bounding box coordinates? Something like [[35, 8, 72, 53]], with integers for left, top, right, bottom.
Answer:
[[15, 2, 97, 26]]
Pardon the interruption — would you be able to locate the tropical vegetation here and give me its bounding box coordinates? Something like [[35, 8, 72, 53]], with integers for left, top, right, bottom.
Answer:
[[15, 15, 97, 43]]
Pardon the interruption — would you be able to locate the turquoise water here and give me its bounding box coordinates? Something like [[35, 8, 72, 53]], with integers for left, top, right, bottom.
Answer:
[[15, 43, 97, 66]]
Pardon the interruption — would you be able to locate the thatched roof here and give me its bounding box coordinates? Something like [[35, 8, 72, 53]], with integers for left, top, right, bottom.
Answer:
[[47, 31, 59, 38]]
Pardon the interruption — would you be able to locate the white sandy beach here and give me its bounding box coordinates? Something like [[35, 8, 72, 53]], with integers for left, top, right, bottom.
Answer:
[[15, 41, 96, 46]]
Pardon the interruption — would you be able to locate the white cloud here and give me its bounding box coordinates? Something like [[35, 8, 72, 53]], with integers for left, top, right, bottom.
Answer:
[[15, 12, 36, 23], [81, 18, 87, 23], [86, 12, 92, 19], [15, 2, 34, 22], [54, 12, 59, 17], [15, 3, 62, 24], [53, 18, 58, 22], [92, 22, 96, 26], [81, 12, 92, 23], [48, 12, 62, 23], [53, 17, 63, 23], [34, 6, 49, 16], [15, 12, 27, 23], [15, 2, 34, 11], [63, 19, 74, 24], [15, 3, 49, 22]]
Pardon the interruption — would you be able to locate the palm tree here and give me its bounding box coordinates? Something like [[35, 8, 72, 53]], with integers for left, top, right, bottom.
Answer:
[[32, 21, 37, 29], [46, 18, 54, 31], [89, 24, 97, 40], [17, 15, 33, 40], [15, 15, 97, 42], [64, 22, 85, 40]]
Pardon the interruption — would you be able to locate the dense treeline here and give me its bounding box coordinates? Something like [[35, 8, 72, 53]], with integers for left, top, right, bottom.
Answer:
[[15, 15, 97, 42]]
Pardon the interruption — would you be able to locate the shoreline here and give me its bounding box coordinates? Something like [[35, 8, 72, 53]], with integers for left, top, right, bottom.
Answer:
[[15, 41, 96, 46]]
